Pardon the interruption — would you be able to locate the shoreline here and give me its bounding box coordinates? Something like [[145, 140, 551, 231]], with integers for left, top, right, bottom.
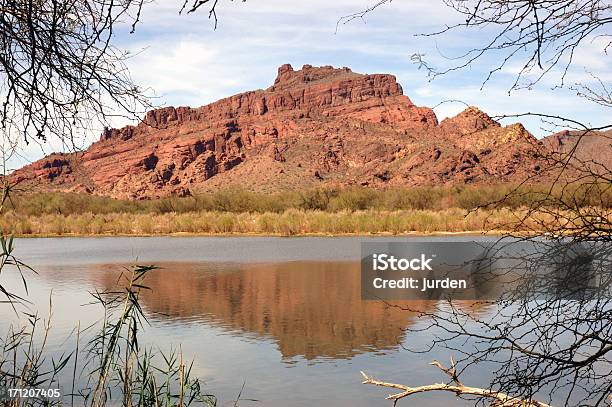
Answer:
[[13, 230, 510, 238]]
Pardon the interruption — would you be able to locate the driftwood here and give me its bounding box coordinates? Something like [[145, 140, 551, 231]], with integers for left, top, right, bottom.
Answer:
[[360, 359, 552, 407]]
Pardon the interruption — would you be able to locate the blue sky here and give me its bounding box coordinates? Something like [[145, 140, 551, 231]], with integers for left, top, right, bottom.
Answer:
[[10, 0, 610, 168]]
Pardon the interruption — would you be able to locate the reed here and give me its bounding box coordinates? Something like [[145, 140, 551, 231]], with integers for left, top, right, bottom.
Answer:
[[0, 264, 217, 407]]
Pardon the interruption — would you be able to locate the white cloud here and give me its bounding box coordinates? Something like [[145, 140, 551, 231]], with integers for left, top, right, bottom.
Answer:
[[127, 39, 241, 106]]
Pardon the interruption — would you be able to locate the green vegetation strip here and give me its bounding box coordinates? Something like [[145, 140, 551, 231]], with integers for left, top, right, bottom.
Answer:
[[2, 186, 608, 236], [7, 184, 612, 215]]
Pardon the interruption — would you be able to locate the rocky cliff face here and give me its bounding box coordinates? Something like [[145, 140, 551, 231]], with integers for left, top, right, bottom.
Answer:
[[12, 64, 556, 199]]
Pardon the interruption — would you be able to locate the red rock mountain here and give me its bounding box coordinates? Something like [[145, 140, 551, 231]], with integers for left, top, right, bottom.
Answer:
[[11, 64, 586, 199]]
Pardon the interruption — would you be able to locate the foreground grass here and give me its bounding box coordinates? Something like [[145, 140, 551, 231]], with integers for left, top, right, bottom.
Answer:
[[0, 208, 541, 236]]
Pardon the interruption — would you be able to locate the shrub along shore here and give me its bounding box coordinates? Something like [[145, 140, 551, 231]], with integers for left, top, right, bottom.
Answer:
[[1, 185, 608, 236], [1, 208, 524, 236]]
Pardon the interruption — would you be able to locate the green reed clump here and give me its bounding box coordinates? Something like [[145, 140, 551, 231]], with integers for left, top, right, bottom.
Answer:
[[84, 266, 216, 407], [8, 192, 140, 216], [297, 189, 334, 211], [142, 189, 301, 214]]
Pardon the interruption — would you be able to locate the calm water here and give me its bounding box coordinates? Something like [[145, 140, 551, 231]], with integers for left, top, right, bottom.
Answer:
[[1, 237, 500, 407]]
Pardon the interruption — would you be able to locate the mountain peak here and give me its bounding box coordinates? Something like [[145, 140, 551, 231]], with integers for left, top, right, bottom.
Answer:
[[441, 105, 500, 133], [455, 106, 498, 125], [270, 63, 359, 91]]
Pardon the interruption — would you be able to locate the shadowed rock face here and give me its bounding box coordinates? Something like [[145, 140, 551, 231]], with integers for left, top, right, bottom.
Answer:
[[12, 64, 565, 199]]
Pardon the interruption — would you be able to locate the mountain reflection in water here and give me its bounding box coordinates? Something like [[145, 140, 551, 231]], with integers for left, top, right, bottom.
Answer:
[[91, 261, 488, 361]]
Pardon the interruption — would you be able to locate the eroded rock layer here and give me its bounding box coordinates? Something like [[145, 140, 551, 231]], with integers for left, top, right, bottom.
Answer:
[[12, 64, 578, 199]]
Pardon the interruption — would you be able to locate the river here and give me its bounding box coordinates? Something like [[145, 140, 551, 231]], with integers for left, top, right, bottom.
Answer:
[[0, 237, 542, 406]]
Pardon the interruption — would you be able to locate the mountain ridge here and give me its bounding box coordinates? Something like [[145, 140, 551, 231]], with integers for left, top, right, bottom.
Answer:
[[10, 64, 606, 199]]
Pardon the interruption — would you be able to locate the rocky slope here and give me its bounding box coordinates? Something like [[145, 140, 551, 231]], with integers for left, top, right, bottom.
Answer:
[[543, 130, 611, 172], [11, 64, 589, 199]]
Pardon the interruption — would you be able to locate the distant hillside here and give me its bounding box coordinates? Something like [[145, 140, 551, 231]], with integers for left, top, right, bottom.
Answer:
[[543, 130, 611, 172], [10, 64, 608, 199]]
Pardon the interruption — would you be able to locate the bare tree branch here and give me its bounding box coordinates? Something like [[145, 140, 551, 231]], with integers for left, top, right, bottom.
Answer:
[[0, 0, 153, 167], [179, 0, 246, 29], [361, 360, 552, 407]]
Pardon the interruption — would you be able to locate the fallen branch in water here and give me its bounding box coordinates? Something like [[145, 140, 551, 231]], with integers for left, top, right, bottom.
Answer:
[[360, 359, 551, 407]]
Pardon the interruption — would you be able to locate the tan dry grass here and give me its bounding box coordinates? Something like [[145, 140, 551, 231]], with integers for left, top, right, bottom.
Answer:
[[0, 207, 551, 237]]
